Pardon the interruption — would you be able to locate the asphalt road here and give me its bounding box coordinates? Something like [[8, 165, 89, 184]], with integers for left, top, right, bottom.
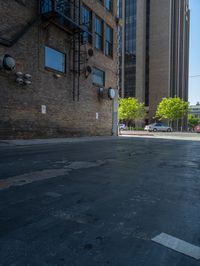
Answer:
[[0, 137, 200, 266]]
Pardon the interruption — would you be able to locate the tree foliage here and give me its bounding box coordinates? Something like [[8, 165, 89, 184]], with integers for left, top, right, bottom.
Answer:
[[188, 114, 199, 129], [155, 97, 189, 123], [118, 97, 146, 124]]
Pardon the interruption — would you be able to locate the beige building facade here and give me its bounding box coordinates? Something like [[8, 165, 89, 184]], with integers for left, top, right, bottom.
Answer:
[[0, 0, 118, 139], [120, 0, 190, 126]]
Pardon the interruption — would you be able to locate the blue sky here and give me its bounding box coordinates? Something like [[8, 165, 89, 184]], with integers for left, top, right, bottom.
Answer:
[[189, 0, 200, 105]]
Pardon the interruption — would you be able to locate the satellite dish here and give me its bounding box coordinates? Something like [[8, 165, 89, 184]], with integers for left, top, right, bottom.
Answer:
[[108, 87, 116, 99], [88, 48, 94, 57], [0, 54, 16, 71], [86, 65, 92, 73]]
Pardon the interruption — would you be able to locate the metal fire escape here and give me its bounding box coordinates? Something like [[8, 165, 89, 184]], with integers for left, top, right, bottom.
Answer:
[[40, 0, 90, 101]]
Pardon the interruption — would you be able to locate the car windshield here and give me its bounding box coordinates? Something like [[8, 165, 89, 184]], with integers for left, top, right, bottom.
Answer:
[[154, 123, 166, 126]]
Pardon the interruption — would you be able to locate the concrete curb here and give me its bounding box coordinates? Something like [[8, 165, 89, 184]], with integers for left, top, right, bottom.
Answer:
[[0, 136, 123, 146]]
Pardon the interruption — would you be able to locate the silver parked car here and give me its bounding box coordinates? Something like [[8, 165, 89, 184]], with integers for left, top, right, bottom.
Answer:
[[144, 123, 172, 132], [119, 124, 128, 130]]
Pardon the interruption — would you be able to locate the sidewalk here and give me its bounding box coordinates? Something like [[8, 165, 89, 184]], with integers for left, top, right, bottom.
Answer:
[[0, 136, 121, 146], [1, 132, 200, 147], [120, 130, 200, 141]]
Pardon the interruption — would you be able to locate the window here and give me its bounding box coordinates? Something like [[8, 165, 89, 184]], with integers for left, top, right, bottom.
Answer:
[[57, 0, 71, 17], [105, 0, 113, 12], [95, 16, 103, 51], [45, 46, 65, 73], [105, 25, 113, 57], [41, 0, 53, 13], [92, 68, 105, 86], [81, 4, 92, 44]]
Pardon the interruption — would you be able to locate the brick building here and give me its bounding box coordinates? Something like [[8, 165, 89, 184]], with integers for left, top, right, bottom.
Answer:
[[0, 0, 118, 139]]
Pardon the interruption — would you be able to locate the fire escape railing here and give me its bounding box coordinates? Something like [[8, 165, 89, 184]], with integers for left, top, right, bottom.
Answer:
[[40, 0, 92, 101], [40, 0, 86, 33]]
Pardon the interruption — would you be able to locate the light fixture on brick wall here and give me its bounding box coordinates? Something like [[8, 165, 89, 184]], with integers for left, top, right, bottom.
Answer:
[[24, 73, 32, 80], [16, 77, 24, 85], [15, 72, 32, 85], [16, 72, 23, 77], [54, 73, 61, 79], [24, 80, 32, 85]]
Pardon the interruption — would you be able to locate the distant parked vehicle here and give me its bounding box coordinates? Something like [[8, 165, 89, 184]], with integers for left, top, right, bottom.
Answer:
[[144, 123, 172, 132], [194, 124, 200, 133], [119, 124, 128, 130]]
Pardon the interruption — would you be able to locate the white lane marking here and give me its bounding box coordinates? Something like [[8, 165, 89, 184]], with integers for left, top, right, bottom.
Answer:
[[152, 233, 200, 260]]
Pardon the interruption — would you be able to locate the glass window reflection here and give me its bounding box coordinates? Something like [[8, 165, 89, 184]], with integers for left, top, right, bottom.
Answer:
[[45, 46, 65, 73]]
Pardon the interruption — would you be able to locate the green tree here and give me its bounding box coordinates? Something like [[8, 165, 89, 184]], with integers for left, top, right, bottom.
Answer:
[[118, 97, 146, 125], [188, 114, 199, 130], [155, 97, 189, 126]]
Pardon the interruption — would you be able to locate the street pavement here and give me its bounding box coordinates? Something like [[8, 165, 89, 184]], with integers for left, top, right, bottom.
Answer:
[[0, 136, 200, 265]]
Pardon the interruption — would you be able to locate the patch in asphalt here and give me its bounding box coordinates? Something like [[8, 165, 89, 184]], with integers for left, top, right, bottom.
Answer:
[[54, 211, 98, 224], [152, 233, 200, 260], [44, 192, 62, 198], [0, 160, 107, 191], [66, 160, 106, 170], [0, 169, 69, 190]]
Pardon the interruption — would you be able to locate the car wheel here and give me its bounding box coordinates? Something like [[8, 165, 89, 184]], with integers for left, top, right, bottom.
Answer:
[[167, 128, 172, 132], [153, 128, 157, 132]]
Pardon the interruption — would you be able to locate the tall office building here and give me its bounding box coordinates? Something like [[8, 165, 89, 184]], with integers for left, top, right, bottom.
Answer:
[[120, 0, 190, 125]]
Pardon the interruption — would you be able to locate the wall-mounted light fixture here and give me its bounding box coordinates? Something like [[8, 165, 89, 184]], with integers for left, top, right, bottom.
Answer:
[[24, 80, 32, 85], [16, 72, 23, 77], [15, 72, 32, 85], [16, 77, 24, 85], [54, 73, 61, 79], [24, 73, 32, 80]]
